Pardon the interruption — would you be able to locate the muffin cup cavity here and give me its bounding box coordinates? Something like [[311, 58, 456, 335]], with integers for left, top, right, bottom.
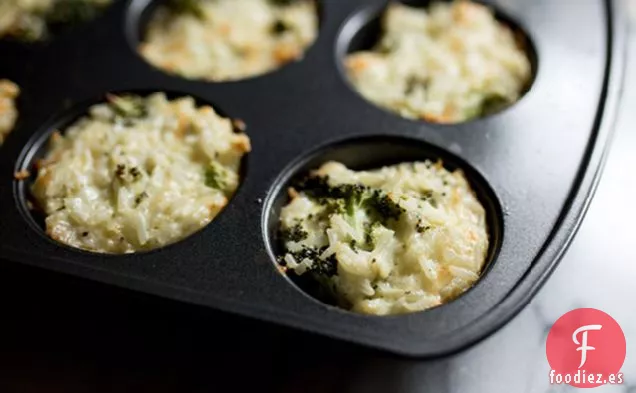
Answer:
[[263, 136, 503, 315], [336, 0, 538, 124], [15, 90, 249, 256], [126, 0, 323, 83]]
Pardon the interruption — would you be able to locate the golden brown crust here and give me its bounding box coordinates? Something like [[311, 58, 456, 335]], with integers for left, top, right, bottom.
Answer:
[[273, 45, 301, 64], [232, 134, 252, 153]]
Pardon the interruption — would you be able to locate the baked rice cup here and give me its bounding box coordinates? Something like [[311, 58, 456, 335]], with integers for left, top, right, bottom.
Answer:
[[31, 92, 250, 254], [344, 0, 532, 123], [139, 0, 319, 82]]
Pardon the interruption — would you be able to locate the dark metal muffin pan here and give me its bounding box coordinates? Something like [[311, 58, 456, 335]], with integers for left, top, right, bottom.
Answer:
[[0, 0, 626, 357]]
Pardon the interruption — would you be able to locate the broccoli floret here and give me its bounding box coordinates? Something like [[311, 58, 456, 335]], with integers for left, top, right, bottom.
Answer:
[[368, 191, 405, 222], [204, 162, 232, 193], [339, 184, 404, 225], [294, 175, 331, 198], [291, 175, 404, 259], [284, 246, 337, 278], [341, 184, 380, 236], [46, 0, 106, 26], [343, 184, 371, 218], [280, 223, 308, 243], [297, 176, 343, 218], [312, 254, 338, 277], [316, 197, 345, 216], [106, 94, 147, 120], [297, 175, 404, 224], [363, 221, 383, 250]]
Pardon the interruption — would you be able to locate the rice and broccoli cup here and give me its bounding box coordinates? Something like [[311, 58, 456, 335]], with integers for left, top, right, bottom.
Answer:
[[139, 0, 319, 82], [31, 93, 251, 254], [0, 0, 112, 41], [0, 79, 20, 146], [344, 1, 532, 123], [278, 160, 489, 316]]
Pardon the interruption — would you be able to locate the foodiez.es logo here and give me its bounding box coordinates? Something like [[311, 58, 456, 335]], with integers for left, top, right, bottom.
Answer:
[[573, 324, 602, 369], [546, 308, 626, 388]]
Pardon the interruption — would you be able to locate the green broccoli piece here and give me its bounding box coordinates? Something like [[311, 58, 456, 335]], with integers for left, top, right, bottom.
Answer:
[[363, 221, 383, 250], [338, 183, 404, 225], [46, 0, 108, 27], [106, 94, 147, 119], [297, 176, 344, 218], [312, 254, 338, 277], [297, 175, 404, 224], [280, 223, 309, 243], [204, 161, 232, 193], [293, 175, 404, 255], [343, 184, 371, 218], [317, 198, 346, 217], [283, 246, 337, 278], [367, 190, 405, 223], [294, 175, 331, 198]]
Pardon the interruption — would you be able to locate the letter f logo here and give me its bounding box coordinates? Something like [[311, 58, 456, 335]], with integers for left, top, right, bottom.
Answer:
[[572, 325, 603, 368]]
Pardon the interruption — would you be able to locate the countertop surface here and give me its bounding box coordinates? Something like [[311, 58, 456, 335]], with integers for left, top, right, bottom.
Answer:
[[1, 2, 635, 392]]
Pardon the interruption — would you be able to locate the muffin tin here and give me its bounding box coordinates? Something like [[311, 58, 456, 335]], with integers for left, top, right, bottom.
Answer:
[[0, 0, 626, 357]]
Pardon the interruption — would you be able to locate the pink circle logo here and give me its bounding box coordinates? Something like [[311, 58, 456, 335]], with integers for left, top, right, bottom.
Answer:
[[546, 308, 626, 388]]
